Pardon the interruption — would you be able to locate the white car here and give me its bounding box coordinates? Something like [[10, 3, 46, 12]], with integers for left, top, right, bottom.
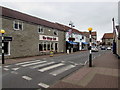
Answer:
[[107, 47, 111, 50], [92, 47, 99, 52]]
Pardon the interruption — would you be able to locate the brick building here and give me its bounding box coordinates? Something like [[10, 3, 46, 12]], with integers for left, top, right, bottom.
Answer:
[[0, 6, 66, 59], [102, 33, 113, 46]]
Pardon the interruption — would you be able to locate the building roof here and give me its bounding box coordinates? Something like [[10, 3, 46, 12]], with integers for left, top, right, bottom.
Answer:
[[81, 31, 97, 37], [1, 6, 66, 31], [102, 33, 113, 39]]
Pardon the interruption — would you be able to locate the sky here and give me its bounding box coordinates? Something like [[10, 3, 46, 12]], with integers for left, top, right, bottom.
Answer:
[[0, 0, 119, 41]]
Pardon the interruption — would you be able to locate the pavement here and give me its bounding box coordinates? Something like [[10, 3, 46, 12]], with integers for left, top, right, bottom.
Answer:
[[50, 51, 120, 88]]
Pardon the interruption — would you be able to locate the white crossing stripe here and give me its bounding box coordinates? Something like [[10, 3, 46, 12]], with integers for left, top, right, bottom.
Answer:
[[31, 62, 55, 69], [15, 60, 41, 65], [11, 71, 18, 74], [4, 65, 11, 68], [38, 63, 64, 72], [12, 68, 19, 71], [38, 83, 49, 88], [50, 65, 75, 76], [21, 61, 47, 67], [4, 68, 9, 71], [22, 76, 32, 80]]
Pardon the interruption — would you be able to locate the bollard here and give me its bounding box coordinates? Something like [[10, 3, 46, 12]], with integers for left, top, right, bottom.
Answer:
[[50, 51, 53, 57]]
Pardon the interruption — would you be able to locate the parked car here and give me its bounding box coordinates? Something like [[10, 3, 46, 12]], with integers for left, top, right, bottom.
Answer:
[[101, 46, 106, 50], [107, 46, 111, 50], [92, 47, 99, 52]]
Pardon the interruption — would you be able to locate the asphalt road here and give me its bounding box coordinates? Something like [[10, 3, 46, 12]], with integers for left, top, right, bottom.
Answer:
[[1, 50, 109, 89]]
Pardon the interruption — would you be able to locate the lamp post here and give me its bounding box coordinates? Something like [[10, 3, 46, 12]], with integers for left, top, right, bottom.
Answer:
[[88, 27, 92, 67], [0, 29, 5, 64], [69, 21, 75, 53]]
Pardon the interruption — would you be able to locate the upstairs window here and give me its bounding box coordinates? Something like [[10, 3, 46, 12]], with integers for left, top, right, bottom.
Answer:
[[13, 21, 23, 30], [38, 26, 44, 33], [53, 30, 58, 36]]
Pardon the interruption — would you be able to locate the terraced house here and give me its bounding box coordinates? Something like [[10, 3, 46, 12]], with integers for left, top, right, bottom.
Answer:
[[0, 6, 66, 59]]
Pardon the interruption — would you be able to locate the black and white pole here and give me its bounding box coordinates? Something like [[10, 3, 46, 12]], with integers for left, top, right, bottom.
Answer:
[[0, 30, 5, 64], [88, 28, 92, 67]]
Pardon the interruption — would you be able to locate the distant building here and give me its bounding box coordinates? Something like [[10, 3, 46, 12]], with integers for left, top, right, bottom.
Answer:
[[102, 33, 113, 46], [82, 31, 97, 46]]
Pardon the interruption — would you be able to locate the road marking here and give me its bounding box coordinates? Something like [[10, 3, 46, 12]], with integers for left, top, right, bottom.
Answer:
[[4, 68, 9, 71], [0, 66, 2, 68], [21, 61, 46, 67], [15, 60, 41, 65], [12, 68, 19, 71], [50, 65, 75, 76], [38, 63, 64, 72], [31, 62, 55, 69], [11, 71, 18, 74], [22, 76, 32, 81], [38, 83, 49, 88], [4, 65, 11, 68]]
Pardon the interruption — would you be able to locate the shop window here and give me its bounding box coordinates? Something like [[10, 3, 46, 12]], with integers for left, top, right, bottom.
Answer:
[[13, 21, 23, 30], [39, 43, 43, 51], [51, 43, 53, 50], [38, 26, 44, 33], [53, 30, 58, 36], [43, 42, 46, 51], [47, 43, 50, 50]]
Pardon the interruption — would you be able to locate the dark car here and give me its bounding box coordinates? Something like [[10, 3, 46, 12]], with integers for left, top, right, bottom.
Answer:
[[101, 46, 106, 50]]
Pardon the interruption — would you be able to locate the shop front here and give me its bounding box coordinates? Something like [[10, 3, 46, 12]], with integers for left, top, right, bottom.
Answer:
[[39, 35, 59, 54]]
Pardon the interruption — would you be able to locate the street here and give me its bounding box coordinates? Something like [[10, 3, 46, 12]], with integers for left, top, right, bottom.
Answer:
[[2, 50, 109, 89]]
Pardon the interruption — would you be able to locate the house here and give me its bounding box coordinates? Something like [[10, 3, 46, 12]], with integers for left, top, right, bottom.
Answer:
[[0, 6, 66, 59], [102, 33, 113, 46], [81, 31, 97, 46], [56, 23, 87, 52]]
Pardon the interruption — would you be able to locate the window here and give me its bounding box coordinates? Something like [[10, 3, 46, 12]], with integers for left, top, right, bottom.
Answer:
[[13, 21, 23, 30], [39, 43, 43, 51], [53, 30, 58, 36], [38, 26, 44, 33], [43, 42, 46, 51], [47, 42, 50, 50]]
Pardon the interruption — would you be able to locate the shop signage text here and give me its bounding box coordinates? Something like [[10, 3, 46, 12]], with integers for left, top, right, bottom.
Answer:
[[39, 35, 58, 41]]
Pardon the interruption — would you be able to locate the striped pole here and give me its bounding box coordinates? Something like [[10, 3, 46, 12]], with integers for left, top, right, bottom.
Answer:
[[2, 33, 5, 64], [89, 31, 92, 67], [0, 30, 5, 64]]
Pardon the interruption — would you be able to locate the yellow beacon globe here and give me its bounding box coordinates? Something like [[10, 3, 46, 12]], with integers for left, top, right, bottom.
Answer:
[[0, 30, 5, 34], [88, 27, 93, 31]]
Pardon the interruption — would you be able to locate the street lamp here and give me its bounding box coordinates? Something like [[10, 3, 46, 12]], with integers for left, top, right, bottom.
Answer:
[[88, 27, 92, 67], [0, 29, 5, 64], [69, 21, 75, 53]]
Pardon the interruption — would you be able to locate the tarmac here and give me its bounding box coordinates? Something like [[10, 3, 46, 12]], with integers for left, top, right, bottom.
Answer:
[[50, 51, 119, 89], [0, 51, 120, 89]]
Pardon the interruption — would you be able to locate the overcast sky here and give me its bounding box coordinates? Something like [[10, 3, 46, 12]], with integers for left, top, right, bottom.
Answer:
[[0, 0, 119, 41]]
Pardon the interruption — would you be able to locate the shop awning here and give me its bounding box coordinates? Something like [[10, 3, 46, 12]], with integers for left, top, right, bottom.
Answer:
[[82, 42, 88, 44], [67, 41, 78, 45]]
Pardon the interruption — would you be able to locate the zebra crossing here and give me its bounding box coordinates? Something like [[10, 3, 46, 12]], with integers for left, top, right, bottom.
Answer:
[[3, 59, 78, 77]]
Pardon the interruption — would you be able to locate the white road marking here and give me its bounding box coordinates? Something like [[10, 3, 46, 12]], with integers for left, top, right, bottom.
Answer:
[[38, 83, 49, 88], [15, 60, 41, 65], [21, 61, 46, 67], [38, 63, 64, 72], [4, 65, 11, 68], [31, 62, 55, 69], [50, 65, 75, 76], [11, 71, 18, 74], [22, 76, 32, 81], [12, 68, 19, 71], [0, 66, 2, 68], [4, 68, 9, 71]]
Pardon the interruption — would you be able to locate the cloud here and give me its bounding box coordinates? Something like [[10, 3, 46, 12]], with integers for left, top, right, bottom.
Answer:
[[0, 2, 118, 40]]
